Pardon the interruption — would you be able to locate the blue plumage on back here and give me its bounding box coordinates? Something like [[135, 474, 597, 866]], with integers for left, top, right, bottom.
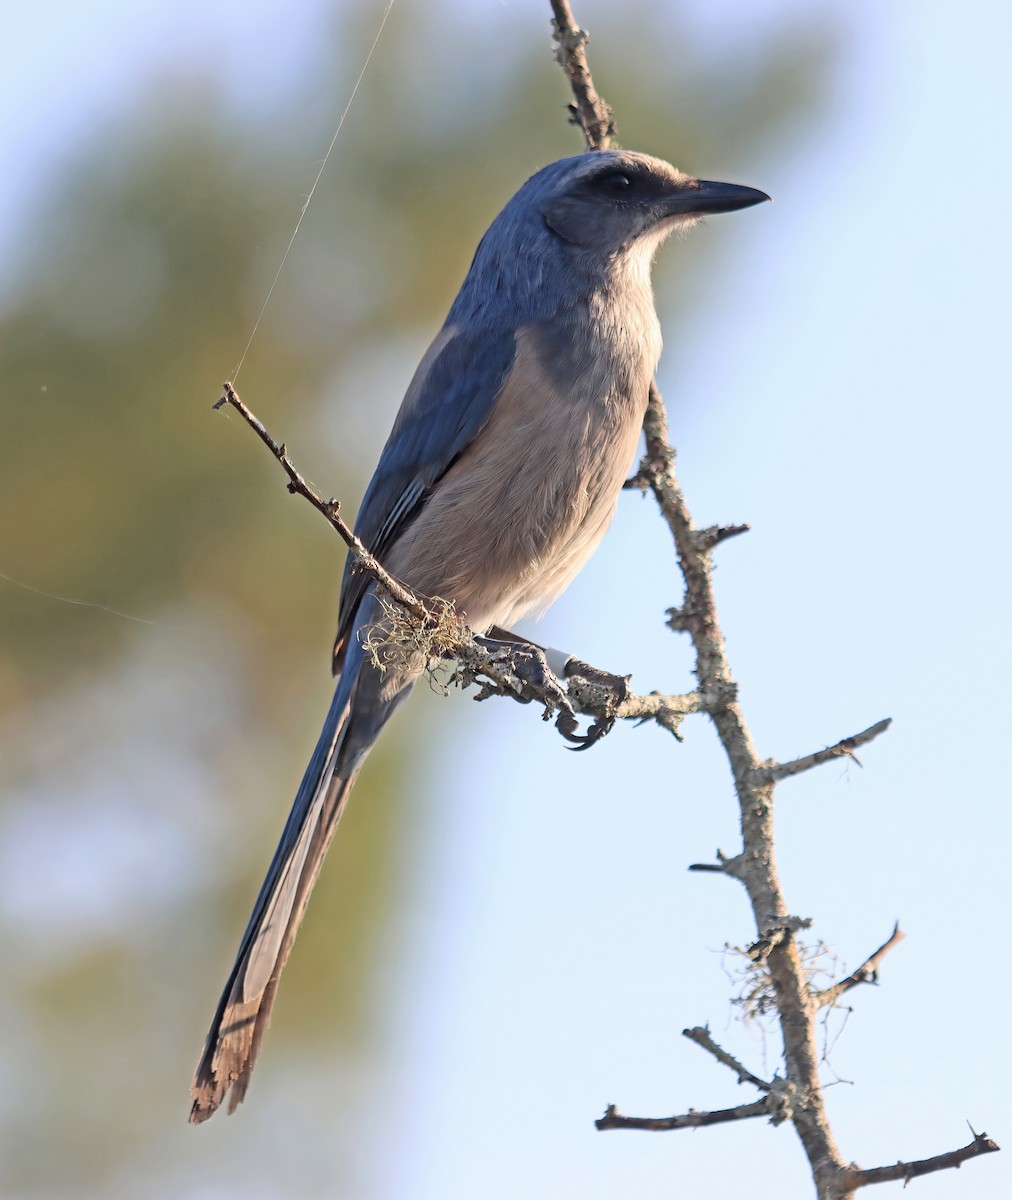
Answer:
[[335, 323, 517, 667], [332, 158, 596, 663]]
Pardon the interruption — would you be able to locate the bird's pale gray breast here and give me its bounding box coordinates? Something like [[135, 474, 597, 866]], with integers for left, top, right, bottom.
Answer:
[[387, 282, 656, 632]]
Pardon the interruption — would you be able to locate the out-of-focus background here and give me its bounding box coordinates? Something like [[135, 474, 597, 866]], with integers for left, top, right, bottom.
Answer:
[[2, 1, 1009, 1197]]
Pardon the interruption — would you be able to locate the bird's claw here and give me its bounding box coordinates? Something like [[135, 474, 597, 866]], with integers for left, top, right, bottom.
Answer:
[[555, 707, 598, 749]]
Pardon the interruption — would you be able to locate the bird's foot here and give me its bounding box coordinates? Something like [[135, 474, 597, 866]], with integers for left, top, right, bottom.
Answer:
[[560, 659, 631, 750], [467, 639, 628, 750], [474, 637, 575, 722]]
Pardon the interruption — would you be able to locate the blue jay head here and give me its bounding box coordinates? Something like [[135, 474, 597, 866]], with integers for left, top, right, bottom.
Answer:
[[534, 150, 769, 256]]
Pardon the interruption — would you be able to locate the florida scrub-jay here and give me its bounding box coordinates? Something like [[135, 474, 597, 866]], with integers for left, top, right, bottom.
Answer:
[[190, 149, 768, 1121]]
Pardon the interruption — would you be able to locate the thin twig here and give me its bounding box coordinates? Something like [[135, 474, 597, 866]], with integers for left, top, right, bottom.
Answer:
[[813, 923, 906, 1010], [843, 1130, 1000, 1190], [596, 1098, 772, 1132], [695, 523, 751, 551], [215, 382, 428, 618], [756, 719, 894, 785], [682, 1026, 770, 1091], [688, 848, 743, 876]]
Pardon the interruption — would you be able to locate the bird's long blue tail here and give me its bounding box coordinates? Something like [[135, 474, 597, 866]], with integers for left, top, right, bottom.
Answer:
[[190, 627, 408, 1122]]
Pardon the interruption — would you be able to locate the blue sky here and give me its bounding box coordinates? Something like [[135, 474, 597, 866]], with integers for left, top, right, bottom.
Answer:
[[2, 2, 1010, 1198]]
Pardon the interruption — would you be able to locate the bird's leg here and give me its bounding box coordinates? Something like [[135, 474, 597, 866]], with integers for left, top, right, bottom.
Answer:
[[472, 633, 572, 716], [485, 627, 630, 750]]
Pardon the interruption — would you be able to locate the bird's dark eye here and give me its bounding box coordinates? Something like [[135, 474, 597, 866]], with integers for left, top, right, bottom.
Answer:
[[596, 171, 633, 195]]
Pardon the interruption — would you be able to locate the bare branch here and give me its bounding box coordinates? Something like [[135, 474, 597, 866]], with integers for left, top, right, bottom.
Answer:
[[814, 923, 906, 1010], [695, 523, 751, 551], [844, 1130, 1000, 1191], [682, 1026, 770, 1091], [549, 0, 616, 150], [613, 688, 707, 738], [215, 381, 429, 619], [596, 1098, 772, 1132], [756, 719, 893, 785], [541, 0, 996, 1170], [688, 849, 743, 877], [615, 373, 997, 1188], [627, 382, 854, 1182]]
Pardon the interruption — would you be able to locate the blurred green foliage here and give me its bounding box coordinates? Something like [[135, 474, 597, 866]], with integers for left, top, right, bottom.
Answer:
[[0, 3, 833, 1195]]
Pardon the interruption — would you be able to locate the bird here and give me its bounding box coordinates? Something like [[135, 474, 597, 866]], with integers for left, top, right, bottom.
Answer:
[[190, 149, 768, 1122]]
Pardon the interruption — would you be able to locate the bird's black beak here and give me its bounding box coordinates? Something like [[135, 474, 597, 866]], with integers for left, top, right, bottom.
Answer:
[[663, 179, 770, 217]]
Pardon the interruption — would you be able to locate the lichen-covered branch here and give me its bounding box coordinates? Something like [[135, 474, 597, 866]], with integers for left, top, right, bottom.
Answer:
[[549, 0, 615, 150], [596, 333, 997, 1198], [615, 379, 989, 1197], [611, 379, 890, 1199]]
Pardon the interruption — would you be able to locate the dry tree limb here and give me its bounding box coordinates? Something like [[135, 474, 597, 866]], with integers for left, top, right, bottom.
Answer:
[[843, 1130, 1000, 1190], [215, 382, 427, 619], [604, 316, 999, 1200], [681, 1025, 771, 1091], [549, 0, 615, 150], [547, 3, 998, 1195], [813, 923, 906, 1010], [756, 719, 894, 785], [596, 1098, 772, 1132], [695, 522, 751, 551]]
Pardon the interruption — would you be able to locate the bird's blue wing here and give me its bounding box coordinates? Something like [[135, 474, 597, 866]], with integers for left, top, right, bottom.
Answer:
[[333, 322, 517, 669]]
